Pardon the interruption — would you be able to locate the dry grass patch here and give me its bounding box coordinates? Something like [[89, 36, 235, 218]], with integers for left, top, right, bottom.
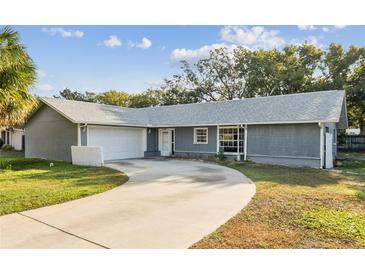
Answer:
[[192, 161, 365, 249]]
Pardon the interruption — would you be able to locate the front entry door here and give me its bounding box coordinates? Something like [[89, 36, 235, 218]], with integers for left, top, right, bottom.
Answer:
[[160, 130, 172, 156]]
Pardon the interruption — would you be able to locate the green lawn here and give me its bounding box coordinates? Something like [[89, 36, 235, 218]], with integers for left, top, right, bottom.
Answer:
[[0, 152, 128, 215], [192, 160, 365, 249]]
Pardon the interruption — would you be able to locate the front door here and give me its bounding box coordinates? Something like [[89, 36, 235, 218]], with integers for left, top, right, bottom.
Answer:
[[160, 130, 172, 156]]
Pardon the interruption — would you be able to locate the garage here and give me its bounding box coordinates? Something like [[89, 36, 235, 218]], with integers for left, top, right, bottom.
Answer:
[[88, 126, 146, 160]]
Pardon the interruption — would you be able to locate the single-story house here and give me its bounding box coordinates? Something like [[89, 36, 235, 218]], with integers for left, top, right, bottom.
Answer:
[[25, 90, 348, 168], [0, 127, 25, 150]]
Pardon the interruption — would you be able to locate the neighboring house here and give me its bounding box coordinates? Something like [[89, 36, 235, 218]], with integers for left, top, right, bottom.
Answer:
[[0, 127, 25, 150], [346, 128, 360, 135], [24, 90, 348, 168]]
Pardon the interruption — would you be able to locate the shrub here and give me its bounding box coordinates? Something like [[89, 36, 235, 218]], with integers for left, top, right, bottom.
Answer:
[[1, 144, 14, 151], [216, 149, 225, 161]]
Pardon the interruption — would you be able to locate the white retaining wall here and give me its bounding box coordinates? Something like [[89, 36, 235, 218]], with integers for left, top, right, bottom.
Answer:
[[71, 146, 104, 167]]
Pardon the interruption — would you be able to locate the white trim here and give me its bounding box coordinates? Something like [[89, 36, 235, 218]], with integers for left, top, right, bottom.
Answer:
[[77, 123, 81, 146], [142, 128, 147, 153], [244, 124, 248, 161], [216, 125, 220, 153], [217, 126, 244, 155], [319, 122, 324, 168], [193, 127, 208, 144], [247, 154, 320, 160], [237, 125, 240, 161]]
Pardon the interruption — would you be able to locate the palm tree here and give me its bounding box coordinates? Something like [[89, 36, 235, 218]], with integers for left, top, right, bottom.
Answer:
[[0, 26, 37, 127]]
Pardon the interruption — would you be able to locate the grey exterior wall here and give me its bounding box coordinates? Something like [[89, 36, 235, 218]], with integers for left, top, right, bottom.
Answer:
[[247, 123, 321, 168], [175, 126, 217, 153], [144, 128, 160, 157], [25, 105, 77, 162], [80, 126, 87, 146]]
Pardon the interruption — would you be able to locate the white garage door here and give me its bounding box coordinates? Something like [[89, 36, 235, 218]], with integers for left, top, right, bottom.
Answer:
[[88, 126, 146, 160]]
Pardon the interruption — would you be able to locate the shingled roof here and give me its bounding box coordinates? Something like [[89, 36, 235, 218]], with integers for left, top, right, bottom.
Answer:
[[38, 90, 348, 128]]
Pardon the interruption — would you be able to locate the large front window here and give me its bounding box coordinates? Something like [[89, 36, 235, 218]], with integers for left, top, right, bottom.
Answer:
[[219, 126, 244, 153]]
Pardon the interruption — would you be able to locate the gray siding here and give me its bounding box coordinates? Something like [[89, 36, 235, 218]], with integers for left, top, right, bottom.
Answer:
[[247, 123, 320, 168], [248, 155, 320, 168], [81, 126, 87, 146], [145, 128, 160, 157], [25, 105, 77, 162], [146, 128, 159, 151], [175, 126, 217, 153]]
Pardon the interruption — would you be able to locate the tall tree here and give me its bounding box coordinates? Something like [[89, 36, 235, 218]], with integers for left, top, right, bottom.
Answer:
[[56, 88, 89, 101], [174, 47, 247, 101], [128, 88, 161, 108], [0, 26, 37, 127], [160, 75, 201, 105], [346, 58, 365, 134], [96, 90, 129, 106], [323, 43, 362, 89]]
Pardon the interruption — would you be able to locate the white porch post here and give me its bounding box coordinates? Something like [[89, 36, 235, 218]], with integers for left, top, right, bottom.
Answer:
[[77, 123, 81, 146], [319, 122, 324, 168], [216, 125, 220, 154], [244, 124, 248, 161], [237, 125, 240, 161]]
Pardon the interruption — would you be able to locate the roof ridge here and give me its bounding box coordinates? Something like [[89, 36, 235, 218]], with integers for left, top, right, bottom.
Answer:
[[41, 97, 132, 110], [134, 89, 345, 111]]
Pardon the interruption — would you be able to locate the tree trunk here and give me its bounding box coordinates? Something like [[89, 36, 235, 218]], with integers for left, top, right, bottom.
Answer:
[[360, 118, 365, 135]]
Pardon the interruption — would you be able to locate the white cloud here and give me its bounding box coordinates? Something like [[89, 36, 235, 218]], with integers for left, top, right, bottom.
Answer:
[[297, 25, 317, 31], [37, 69, 47, 78], [146, 79, 163, 86], [322, 27, 330, 32], [136, 37, 152, 49], [38, 83, 54, 92], [334, 25, 347, 29], [170, 43, 238, 63], [291, 35, 324, 49], [220, 26, 285, 49], [103, 35, 122, 48], [42, 27, 84, 38]]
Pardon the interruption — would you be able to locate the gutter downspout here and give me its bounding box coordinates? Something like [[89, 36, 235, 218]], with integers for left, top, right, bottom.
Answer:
[[319, 122, 324, 169]]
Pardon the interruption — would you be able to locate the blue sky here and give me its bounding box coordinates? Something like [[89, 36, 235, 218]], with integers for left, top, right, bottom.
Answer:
[[12, 25, 365, 96]]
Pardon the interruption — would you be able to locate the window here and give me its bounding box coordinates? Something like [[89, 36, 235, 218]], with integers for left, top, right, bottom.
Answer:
[[194, 128, 208, 144], [219, 127, 244, 153]]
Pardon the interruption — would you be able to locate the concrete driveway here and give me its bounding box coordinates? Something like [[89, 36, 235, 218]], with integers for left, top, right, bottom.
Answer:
[[0, 159, 255, 248]]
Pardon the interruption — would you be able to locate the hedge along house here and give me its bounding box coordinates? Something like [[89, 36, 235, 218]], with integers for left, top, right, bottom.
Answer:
[[25, 90, 348, 169]]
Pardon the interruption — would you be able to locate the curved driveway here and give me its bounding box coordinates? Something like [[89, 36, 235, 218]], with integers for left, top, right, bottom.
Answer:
[[0, 159, 255, 248]]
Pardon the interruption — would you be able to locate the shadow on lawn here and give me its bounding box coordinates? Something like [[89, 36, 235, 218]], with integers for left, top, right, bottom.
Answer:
[[227, 162, 363, 187], [1, 157, 126, 186]]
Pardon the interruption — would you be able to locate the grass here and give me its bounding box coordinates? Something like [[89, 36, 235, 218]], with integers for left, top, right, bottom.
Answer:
[[337, 151, 365, 160], [192, 160, 365, 249], [0, 152, 128, 215], [335, 151, 365, 175]]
